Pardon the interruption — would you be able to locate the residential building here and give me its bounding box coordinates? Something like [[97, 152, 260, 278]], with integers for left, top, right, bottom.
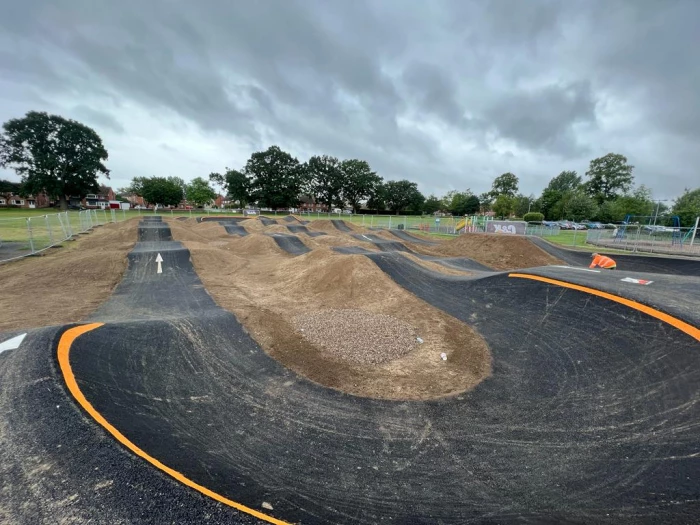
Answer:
[[0, 192, 50, 208], [298, 195, 329, 213]]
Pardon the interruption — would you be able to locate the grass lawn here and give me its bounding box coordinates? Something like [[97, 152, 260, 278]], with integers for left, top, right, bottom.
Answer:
[[0, 208, 127, 247]]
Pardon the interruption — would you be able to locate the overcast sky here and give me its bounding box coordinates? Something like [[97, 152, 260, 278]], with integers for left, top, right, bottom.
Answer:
[[1, 0, 698, 200]]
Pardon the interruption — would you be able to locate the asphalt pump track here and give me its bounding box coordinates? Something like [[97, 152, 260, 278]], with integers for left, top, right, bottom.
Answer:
[[1, 217, 700, 524]]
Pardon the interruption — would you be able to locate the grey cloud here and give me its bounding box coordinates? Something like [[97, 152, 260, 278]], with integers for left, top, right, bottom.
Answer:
[[483, 82, 597, 156], [72, 105, 124, 134], [0, 0, 698, 198]]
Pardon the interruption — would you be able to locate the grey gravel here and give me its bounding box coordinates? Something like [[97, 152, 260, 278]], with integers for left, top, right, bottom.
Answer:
[[293, 309, 418, 365]]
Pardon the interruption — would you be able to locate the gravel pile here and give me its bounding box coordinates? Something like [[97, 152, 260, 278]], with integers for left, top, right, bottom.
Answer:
[[293, 309, 419, 365]]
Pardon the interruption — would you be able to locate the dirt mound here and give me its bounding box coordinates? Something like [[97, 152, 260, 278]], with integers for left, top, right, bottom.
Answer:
[[261, 224, 290, 234], [236, 218, 272, 233], [226, 233, 286, 256], [399, 252, 472, 276], [0, 219, 138, 331], [412, 233, 562, 270], [306, 219, 341, 233], [180, 238, 492, 400], [165, 218, 229, 242], [303, 233, 380, 251]]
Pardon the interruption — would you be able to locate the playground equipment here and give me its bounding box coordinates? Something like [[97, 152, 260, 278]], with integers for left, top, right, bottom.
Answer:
[[455, 216, 490, 233]]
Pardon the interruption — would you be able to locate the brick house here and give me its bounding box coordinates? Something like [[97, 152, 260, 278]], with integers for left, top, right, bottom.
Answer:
[[214, 194, 232, 208], [298, 195, 329, 213], [69, 187, 116, 209], [124, 193, 146, 207], [0, 192, 51, 209]]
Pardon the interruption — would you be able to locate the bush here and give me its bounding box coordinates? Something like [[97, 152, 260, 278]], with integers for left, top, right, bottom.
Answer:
[[523, 212, 544, 223]]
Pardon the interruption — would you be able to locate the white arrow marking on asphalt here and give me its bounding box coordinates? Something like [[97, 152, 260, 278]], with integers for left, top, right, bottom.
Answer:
[[156, 253, 163, 274], [0, 333, 27, 354]]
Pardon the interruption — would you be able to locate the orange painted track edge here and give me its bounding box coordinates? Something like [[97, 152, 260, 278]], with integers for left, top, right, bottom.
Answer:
[[508, 273, 700, 342], [57, 323, 292, 525]]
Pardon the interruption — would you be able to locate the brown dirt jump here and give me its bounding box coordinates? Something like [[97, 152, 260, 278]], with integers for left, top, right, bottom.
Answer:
[[168, 218, 492, 400], [409, 233, 562, 270]]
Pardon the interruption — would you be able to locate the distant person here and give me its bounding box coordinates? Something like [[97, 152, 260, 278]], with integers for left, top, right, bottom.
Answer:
[[590, 253, 617, 270]]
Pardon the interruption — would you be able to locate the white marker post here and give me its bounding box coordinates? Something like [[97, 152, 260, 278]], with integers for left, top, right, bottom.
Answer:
[[156, 253, 163, 274]]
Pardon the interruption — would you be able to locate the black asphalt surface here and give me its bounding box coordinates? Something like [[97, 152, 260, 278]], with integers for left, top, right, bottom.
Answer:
[[197, 216, 248, 223], [259, 216, 277, 226], [265, 233, 311, 255], [330, 219, 352, 232], [0, 241, 29, 262], [286, 224, 327, 237], [387, 229, 439, 245], [351, 233, 417, 253], [2, 219, 699, 524], [518, 265, 700, 325], [414, 253, 494, 272], [530, 236, 700, 275], [331, 246, 375, 255], [224, 224, 249, 236]]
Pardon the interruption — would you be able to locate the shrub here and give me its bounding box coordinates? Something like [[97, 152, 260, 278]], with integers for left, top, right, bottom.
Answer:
[[523, 212, 544, 223]]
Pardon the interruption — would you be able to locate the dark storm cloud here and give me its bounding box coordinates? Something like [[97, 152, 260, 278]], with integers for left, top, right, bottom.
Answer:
[[483, 81, 596, 156], [1, 0, 698, 197], [72, 105, 125, 134]]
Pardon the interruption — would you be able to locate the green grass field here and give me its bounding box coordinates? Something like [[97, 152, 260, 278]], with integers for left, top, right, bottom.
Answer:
[[0, 208, 128, 249], [0, 207, 599, 253]]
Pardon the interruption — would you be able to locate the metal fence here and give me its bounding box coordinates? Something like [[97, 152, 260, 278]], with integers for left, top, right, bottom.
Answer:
[[586, 222, 700, 256], [0, 209, 130, 264]]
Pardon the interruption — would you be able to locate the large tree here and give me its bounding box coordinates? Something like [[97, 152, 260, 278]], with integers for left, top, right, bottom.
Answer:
[[0, 178, 20, 199], [478, 192, 493, 213], [490, 172, 519, 198], [366, 182, 387, 211], [584, 153, 634, 205], [671, 188, 700, 226], [210, 168, 251, 207], [384, 180, 424, 214], [492, 194, 515, 219], [340, 159, 382, 213], [539, 170, 582, 219], [0, 111, 109, 210], [246, 145, 307, 209], [125, 176, 183, 207], [423, 194, 442, 215], [563, 191, 598, 221], [546, 170, 581, 193], [614, 185, 654, 218], [187, 177, 216, 207], [308, 155, 344, 211], [447, 190, 480, 216]]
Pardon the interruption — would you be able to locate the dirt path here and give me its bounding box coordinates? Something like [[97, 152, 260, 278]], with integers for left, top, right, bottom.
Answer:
[[0, 220, 137, 332]]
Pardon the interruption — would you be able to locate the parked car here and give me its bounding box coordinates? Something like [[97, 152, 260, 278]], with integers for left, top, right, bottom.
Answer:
[[571, 222, 587, 230], [643, 225, 675, 234], [557, 221, 573, 230]]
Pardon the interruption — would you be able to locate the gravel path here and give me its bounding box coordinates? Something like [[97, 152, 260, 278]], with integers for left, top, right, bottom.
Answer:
[[293, 309, 418, 365]]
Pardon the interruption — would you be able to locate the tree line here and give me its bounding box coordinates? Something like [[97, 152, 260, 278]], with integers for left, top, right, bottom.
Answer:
[[1, 111, 698, 225], [207, 145, 424, 214]]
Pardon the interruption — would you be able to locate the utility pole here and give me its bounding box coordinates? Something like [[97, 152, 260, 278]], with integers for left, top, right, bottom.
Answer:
[[652, 199, 668, 226]]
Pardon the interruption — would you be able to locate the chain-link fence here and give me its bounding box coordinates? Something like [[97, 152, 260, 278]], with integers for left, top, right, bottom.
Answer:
[[586, 222, 700, 256], [0, 209, 130, 264]]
